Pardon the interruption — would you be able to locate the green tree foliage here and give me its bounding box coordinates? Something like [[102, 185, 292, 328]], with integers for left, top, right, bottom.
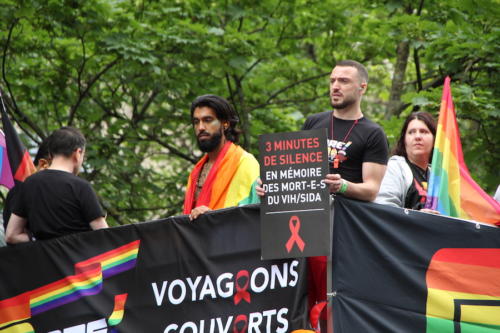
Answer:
[[0, 0, 498, 224]]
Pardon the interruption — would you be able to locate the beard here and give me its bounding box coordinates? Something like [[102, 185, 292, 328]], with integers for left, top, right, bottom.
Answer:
[[330, 95, 357, 110], [197, 131, 223, 153]]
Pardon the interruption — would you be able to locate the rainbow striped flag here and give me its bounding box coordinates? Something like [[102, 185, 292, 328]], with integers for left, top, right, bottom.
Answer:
[[0, 93, 36, 189], [183, 141, 260, 213], [425, 77, 500, 225], [426, 248, 500, 332], [0, 132, 14, 189]]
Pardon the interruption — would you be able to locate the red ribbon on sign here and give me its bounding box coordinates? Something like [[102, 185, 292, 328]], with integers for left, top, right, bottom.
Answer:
[[285, 215, 306, 253], [233, 270, 251, 305], [233, 314, 248, 333]]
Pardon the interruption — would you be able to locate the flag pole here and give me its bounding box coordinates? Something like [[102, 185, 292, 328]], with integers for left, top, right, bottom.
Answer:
[[327, 195, 334, 333], [0, 88, 9, 115]]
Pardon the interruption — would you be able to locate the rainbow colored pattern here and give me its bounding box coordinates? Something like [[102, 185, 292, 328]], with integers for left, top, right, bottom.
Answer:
[[0, 133, 14, 189], [0, 240, 140, 328], [426, 248, 500, 332], [107, 293, 128, 326], [184, 141, 260, 213], [1, 107, 36, 188], [0, 322, 34, 333], [425, 77, 500, 225]]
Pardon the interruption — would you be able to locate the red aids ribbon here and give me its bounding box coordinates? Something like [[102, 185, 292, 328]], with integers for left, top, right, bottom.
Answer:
[[285, 215, 306, 253], [233, 270, 251, 305], [233, 314, 248, 333]]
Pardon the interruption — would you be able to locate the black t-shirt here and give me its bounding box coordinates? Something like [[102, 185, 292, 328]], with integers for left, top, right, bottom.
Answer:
[[302, 111, 389, 183], [3, 185, 20, 230], [405, 159, 429, 210], [12, 169, 104, 240]]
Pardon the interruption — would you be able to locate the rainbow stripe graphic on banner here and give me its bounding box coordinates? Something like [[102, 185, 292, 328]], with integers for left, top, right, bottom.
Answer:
[[30, 263, 103, 315], [108, 294, 128, 326], [0, 295, 30, 329], [74, 239, 140, 279], [425, 77, 500, 225], [426, 248, 500, 332], [0, 322, 34, 333], [0, 240, 140, 328]]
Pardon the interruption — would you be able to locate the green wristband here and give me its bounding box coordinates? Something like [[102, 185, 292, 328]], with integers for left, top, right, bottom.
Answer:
[[338, 179, 348, 194]]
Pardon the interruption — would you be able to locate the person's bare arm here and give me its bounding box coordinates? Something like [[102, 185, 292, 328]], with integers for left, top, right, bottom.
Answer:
[[324, 162, 386, 202], [90, 216, 108, 230], [5, 214, 30, 244]]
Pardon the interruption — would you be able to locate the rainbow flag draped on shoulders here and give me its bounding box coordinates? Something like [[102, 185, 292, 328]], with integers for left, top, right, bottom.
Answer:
[[425, 76, 500, 225], [184, 141, 260, 214]]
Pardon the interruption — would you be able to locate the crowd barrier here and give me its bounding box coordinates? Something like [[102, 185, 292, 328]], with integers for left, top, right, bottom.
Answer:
[[1, 198, 499, 332]]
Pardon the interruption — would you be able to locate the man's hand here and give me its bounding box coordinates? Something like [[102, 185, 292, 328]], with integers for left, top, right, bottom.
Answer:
[[324, 173, 343, 193], [420, 208, 440, 215], [190, 205, 212, 221], [256, 177, 265, 197], [327, 162, 386, 202]]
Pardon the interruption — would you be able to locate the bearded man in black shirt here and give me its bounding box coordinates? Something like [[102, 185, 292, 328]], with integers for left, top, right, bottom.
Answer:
[[302, 60, 389, 331], [303, 60, 388, 200]]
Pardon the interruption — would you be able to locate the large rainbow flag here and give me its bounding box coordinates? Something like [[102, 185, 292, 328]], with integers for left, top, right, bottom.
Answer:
[[425, 77, 500, 225]]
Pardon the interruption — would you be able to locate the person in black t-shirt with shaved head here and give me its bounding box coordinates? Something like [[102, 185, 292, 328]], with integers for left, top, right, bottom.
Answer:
[[256, 62, 389, 329], [302, 60, 389, 199], [301, 60, 389, 331], [257, 60, 389, 331], [6, 127, 108, 244]]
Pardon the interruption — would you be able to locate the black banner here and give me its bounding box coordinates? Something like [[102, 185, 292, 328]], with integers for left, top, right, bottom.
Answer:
[[332, 197, 500, 332], [259, 129, 330, 260], [0, 205, 308, 332]]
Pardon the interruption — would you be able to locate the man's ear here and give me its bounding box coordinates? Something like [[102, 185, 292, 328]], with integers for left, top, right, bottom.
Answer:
[[37, 158, 51, 170], [72, 148, 82, 161]]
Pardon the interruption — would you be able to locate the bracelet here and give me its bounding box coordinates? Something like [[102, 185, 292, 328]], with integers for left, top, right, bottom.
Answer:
[[338, 179, 348, 194]]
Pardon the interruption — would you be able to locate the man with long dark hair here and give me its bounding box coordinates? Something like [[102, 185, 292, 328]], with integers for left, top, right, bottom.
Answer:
[[183, 95, 260, 220]]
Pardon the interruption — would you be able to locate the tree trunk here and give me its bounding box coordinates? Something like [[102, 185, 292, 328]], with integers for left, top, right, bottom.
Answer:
[[385, 40, 410, 120], [231, 75, 250, 150]]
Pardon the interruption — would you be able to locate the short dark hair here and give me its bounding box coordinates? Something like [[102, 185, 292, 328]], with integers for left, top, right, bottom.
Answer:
[[335, 60, 369, 84], [190, 94, 241, 143], [48, 126, 86, 158], [393, 112, 437, 163], [33, 138, 51, 166]]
